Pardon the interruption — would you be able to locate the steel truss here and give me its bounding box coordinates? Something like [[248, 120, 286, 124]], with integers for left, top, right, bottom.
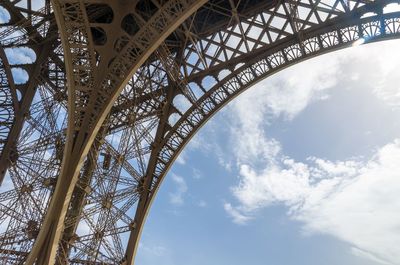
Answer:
[[0, 0, 399, 264]]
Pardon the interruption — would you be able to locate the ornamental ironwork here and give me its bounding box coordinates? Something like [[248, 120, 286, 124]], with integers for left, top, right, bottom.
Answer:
[[0, 0, 399, 264]]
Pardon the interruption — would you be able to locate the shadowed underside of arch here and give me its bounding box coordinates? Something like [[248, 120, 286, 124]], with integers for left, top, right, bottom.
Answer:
[[0, 0, 399, 264]]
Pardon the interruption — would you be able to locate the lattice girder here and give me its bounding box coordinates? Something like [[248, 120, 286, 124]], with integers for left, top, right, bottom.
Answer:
[[0, 46, 17, 178], [0, 1, 60, 184], [26, 0, 207, 264], [1, 0, 400, 264], [0, 3, 68, 263], [152, 0, 400, 197], [0, 34, 169, 265], [126, 0, 400, 263]]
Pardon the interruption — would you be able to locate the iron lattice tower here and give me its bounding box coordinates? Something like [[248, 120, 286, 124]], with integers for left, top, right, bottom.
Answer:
[[0, 0, 399, 264]]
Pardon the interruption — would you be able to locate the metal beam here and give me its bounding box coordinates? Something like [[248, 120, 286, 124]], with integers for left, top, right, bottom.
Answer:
[[1, 0, 400, 263], [26, 1, 208, 264], [0, 2, 60, 184], [121, 2, 400, 265]]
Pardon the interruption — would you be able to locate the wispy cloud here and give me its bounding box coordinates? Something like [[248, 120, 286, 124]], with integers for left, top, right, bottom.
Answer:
[[175, 151, 186, 165], [221, 41, 400, 264], [227, 51, 339, 125], [136, 241, 175, 265], [229, 141, 400, 244], [352, 247, 393, 265], [138, 242, 167, 257], [340, 41, 400, 110], [224, 202, 253, 225], [226, 127, 400, 264], [169, 174, 188, 206], [221, 51, 342, 169]]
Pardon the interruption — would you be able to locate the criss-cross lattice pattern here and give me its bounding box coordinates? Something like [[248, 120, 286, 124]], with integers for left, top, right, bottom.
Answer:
[[0, 0, 400, 264]]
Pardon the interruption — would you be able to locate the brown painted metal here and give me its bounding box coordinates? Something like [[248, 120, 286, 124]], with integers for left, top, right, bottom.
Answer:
[[0, 0, 399, 264]]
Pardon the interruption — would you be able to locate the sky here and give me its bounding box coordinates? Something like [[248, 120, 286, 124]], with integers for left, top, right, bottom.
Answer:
[[135, 39, 400, 265]]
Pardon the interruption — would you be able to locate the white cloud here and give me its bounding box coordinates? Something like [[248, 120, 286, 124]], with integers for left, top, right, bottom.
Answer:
[[229, 41, 400, 122], [222, 52, 343, 169], [232, 161, 311, 211], [175, 151, 186, 165], [168, 174, 188, 206], [5, 47, 36, 64], [343, 41, 400, 109], [223, 202, 253, 225], [227, 139, 400, 264], [295, 141, 400, 265], [352, 247, 392, 265], [228, 51, 339, 124], [222, 41, 400, 264]]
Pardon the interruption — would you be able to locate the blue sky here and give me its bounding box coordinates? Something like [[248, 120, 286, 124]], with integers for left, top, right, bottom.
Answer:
[[136, 40, 400, 265]]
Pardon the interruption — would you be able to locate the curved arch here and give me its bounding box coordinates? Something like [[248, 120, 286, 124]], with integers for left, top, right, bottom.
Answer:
[[26, 0, 208, 264], [0, 4, 69, 263], [2, 0, 400, 264], [160, 3, 400, 198], [131, 3, 400, 263]]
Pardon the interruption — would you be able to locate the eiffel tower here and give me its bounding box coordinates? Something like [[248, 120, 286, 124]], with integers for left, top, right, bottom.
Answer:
[[0, 0, 399, 264]]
